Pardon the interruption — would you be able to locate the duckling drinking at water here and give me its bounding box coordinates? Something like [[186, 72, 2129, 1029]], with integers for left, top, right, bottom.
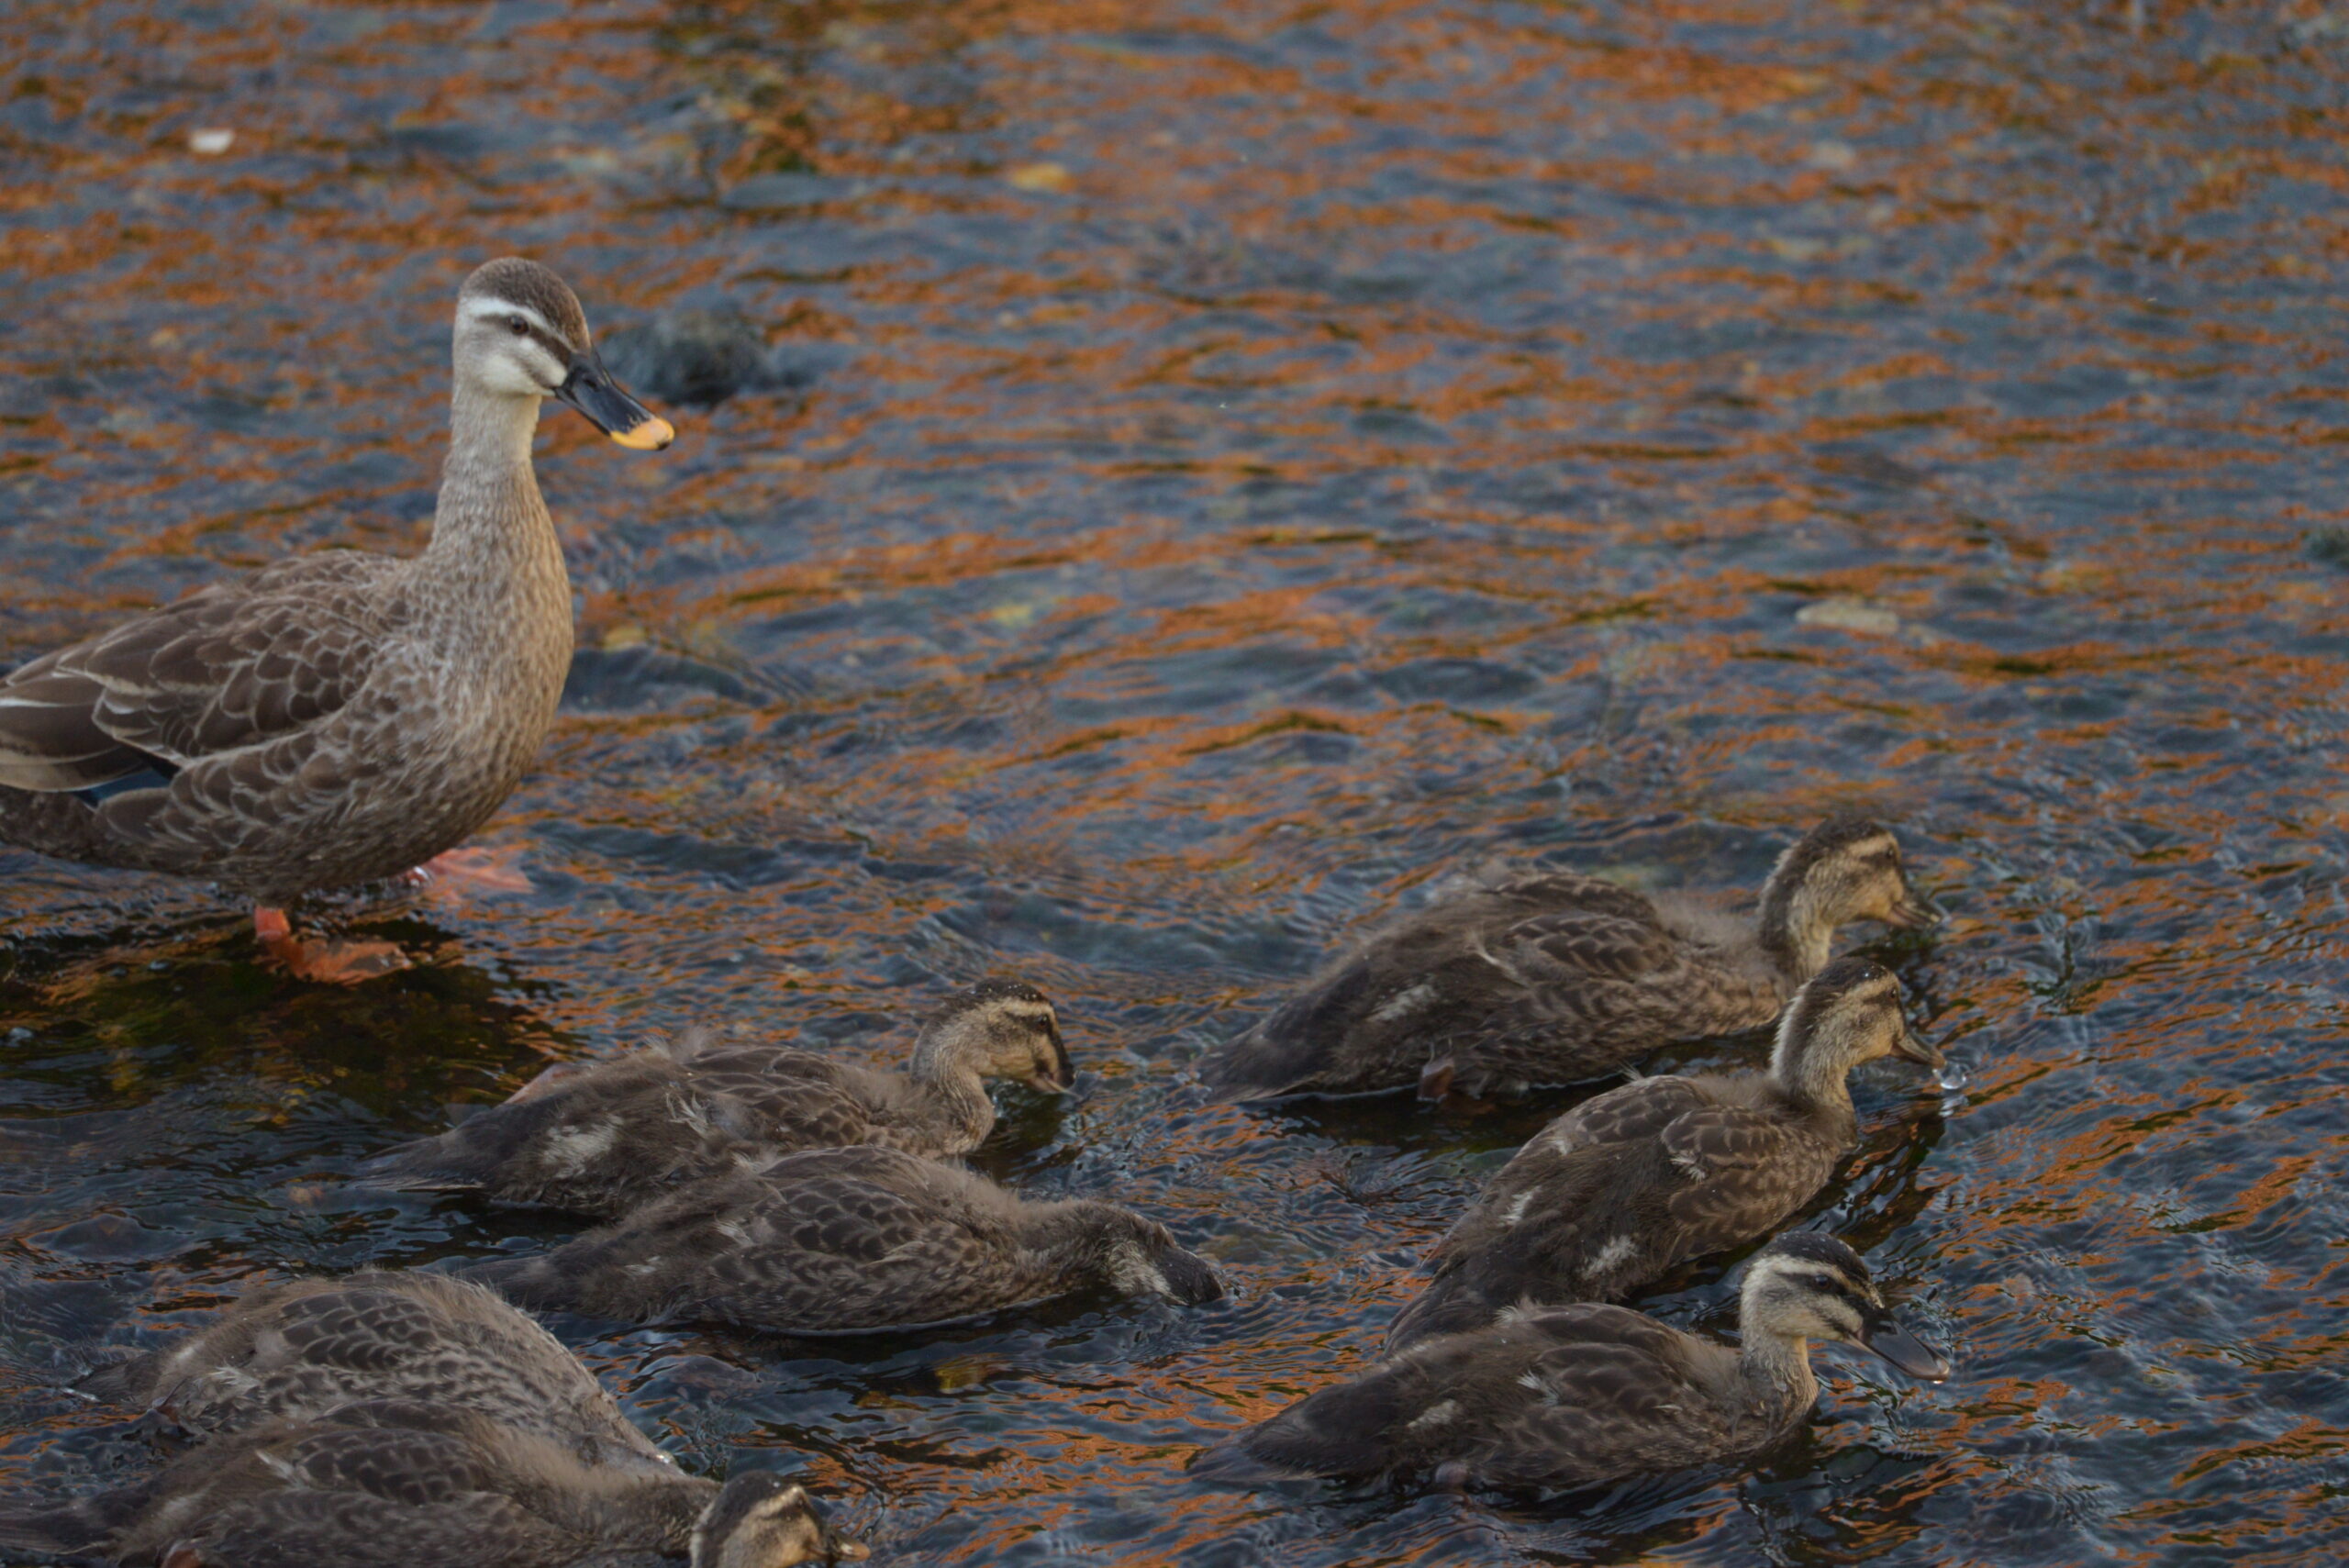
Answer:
[[1200, 817, 1933, 1102], [462, 1144, 1224, 1335], [81, 1272, 670, 1474], [1382, 956, 1943, 1349], [0, 1398, 863, 1568], [1196, 1231, 1947, 1493], [361, 980, 1073, 1218]]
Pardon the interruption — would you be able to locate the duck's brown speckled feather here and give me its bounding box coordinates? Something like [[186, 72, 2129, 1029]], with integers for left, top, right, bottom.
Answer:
[[82, 1272, 668, 1473], [464, 1146, 1221, 1334], [1201, 870, 1784, 1102], [1199, 1303, 1784, 1491]]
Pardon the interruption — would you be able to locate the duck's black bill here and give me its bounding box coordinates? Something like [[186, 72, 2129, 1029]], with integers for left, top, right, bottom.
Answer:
[[1861, 1313, 1951, 1382], [1886, 892, 1941, 929], [556, 357, 674, 450], [1030, 1024, 1075, 1093], [1894, 1025, 1946, 1071]]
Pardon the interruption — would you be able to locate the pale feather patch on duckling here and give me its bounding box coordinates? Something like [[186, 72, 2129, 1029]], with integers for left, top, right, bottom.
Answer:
[[1381, 957, 1943, 1350], [1199, 817, 1937, 1102], [359, 979, 1071, 1218]]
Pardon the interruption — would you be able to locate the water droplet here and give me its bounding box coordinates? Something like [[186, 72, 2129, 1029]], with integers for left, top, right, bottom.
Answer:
[[1935, 1061, 1972, 1093]]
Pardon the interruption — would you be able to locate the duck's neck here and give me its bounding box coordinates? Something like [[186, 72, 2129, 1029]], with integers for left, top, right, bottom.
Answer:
[[1756, 873, 1835, 986], [1017, 1199, 1124, 1272], [906, 1031, 997, 1147], [421, 385, 563, 591], [1766, 1037, 1859, 1138], [1735, 1329, 1820, 1417]]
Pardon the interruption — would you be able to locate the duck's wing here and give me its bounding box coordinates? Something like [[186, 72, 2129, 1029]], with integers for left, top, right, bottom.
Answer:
[[163, 1490, 559, 1568], [683, 1047, 888, 1146], [1480, 1310, 1731, 1486], [1654, 1106, 1837, 1239], [357, 1053, 752, 1216], [0, 551, 397, 792], [1425, 1077, 1709, 1268]]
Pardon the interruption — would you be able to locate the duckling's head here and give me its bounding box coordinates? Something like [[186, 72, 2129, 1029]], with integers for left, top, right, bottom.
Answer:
[[915, 978, 1074, 1094], [1758, 817, 1935, 978], [455, 258, 674, 450], [1740, 1231, 1950, 1382], [1096, 1211, 1227, 1307], [1770, 956, 1943, 1099], [692, 1473, 867, 1568]]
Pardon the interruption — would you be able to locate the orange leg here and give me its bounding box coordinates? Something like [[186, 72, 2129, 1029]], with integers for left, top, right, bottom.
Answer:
[[252, 906, 411, 984]]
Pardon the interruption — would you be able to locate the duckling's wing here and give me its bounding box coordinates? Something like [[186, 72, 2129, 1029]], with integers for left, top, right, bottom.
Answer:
[[0, 553, 395, 792], [685, 1048, 885, 1146], [1654, 1108, 1832, 1239], [170, 1489, 560, 1568], [250, 1424, 504, 1507], [1497, 906, 1679, 984], [1427, 1077, 1708, 1267], [1487, 1315, 1729, 1485], [359, 1053, 733, 1214]]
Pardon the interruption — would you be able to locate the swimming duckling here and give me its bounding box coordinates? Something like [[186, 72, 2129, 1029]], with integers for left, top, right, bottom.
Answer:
[[0, 259, 672, 983], [462, 1145, 1224, 1335], [81, 1272, 669, 1473], [1196, 1231, 1946, 1492], [1381, 957, 1943, 1350], [0, 1398, 863, 1568], [1200, 817, 1932, 1102], [360, 980, 1072, 1218]]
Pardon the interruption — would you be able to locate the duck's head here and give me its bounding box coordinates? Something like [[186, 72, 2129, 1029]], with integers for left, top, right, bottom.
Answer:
[[1740, 1230, 1950, 1383], [455, 257, 674, 450], [692, 1473, 867, 1568], [1758, 817, 1936, 976], [1771, 956, 1943, 1097], [1097, 1211, 1227, 1307], [917, 977, 1074, 1094]]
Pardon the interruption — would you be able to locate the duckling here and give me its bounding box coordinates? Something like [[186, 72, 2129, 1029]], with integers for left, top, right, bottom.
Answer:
[[1200, 817, 1933, 1102], [0, 1398, 864, 1568], [80, 1272, 670, 1473], [1381, 957, 1943, 1350], [462, 1145, 1224, 1335], [0, 259, 673, 983], [359, 980, 1072, 1218], [1197, 1230, 1945, 1492]]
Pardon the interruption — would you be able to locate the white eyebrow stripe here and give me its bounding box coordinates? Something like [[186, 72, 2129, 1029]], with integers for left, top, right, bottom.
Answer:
[[463, 297, 559, 337]]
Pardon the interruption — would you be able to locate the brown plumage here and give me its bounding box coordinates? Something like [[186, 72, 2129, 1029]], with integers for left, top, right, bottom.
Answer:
[[1381, 957, 1943, 1350], [462, 1145, 1224, 1335], [0, 259, 668, 911], [80, 1272, 671, 1474], [359, 980, 1072, 1218], [0, 1399, 863, 1568], [1199, 817, 1934, 1102], [1196, 1231, 1948, 1493]]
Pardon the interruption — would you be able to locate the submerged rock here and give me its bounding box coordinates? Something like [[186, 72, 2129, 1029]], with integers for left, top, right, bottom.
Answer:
[[600, 304, 828, 407]]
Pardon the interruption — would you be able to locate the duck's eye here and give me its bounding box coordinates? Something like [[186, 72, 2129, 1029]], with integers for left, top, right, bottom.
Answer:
[[507, 316, 529, 336]]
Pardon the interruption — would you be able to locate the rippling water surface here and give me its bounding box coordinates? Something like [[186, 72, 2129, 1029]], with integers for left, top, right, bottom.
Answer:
[[3, 0, 2349, 1562]]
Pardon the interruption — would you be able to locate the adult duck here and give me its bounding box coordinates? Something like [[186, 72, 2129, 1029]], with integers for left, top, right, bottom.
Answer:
[[1201, 817, 1933, 1102], [0, 259, 672, 981]]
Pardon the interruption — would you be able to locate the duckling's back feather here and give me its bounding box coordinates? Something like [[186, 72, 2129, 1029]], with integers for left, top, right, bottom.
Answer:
[[463, 1145, 1219, 1334], [1201, 871, 1782, 1101], [360, 1036, 974, 1218], [1205, 1303, 1756, 1491], [83, 1272, 668, 1473], [1386, 1074, 1841, 1348]]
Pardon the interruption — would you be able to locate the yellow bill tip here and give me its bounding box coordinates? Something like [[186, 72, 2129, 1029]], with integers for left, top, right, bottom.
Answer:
[[610, 415, 675, 451]]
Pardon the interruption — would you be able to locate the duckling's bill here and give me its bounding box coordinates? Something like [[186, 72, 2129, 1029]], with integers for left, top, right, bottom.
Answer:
[[1858, 1310, 1952, 1382], [556, 357, 674, 450]]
